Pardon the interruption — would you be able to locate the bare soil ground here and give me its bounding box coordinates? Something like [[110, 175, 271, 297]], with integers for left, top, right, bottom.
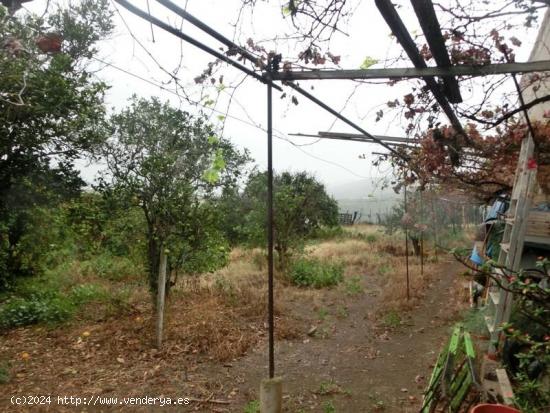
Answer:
[[0, 229, 469, 413]]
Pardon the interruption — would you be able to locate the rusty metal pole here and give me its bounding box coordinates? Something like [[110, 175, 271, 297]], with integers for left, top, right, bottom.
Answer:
[[420, 190, 424, 276], [431, 192, 438, 262], [404, 183, 410, 300], [266, 77, 275, 379]]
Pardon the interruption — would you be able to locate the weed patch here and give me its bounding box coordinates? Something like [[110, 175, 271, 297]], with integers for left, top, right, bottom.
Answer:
[[243, 400, 260, 413], [378, 263, 393, 276], [336, 306, 349, 319], [289, 258, 343, 288], [323, 400, 336, 413], [0, 278, 124, 330], [318, 307, 329, 320], [382, 310, 401, 328], [344, 276, 362, 295], [0, 361, 10, 384]]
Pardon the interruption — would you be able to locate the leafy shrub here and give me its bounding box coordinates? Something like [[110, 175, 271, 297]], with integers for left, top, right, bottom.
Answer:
[[81, 253, 141, 281], [0, 279, 111, 330], [0, 293, 74, 329], [289, 258, 343, 288]]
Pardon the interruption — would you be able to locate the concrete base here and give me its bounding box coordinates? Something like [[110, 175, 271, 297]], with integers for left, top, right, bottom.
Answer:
[[260, 377, 283, 413]]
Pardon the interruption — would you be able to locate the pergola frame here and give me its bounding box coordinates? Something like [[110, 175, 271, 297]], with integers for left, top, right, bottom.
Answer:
[[268, 60, 550, 81], [113, 0, 550, 382]]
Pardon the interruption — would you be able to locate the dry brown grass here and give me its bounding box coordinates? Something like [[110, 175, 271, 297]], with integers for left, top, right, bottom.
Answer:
[[162, 225, 467, 360], [162, 247, 303, 361], [376, 259, 439, 311], [307, 239, 373, 274], [165, 292, 260, 361]]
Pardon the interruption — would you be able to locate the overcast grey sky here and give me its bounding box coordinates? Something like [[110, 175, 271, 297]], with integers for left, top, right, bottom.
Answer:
[[23, 1, 544, 195]]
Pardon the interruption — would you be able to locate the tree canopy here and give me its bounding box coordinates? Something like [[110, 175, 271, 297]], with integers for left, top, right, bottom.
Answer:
[[100, 96, 251, 296], [240, 171, 339, 270], [0, 0, 113, 289]]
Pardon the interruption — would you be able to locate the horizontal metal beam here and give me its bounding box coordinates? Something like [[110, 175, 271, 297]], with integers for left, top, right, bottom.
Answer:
[[288, 132, 420, 148], [269, 60, 550, 81], [318, 131, 414, 143], [288, 132, 416, 147]]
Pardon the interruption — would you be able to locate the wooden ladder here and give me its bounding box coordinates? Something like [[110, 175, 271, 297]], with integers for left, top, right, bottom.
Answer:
[[485, 135, 538, 352]]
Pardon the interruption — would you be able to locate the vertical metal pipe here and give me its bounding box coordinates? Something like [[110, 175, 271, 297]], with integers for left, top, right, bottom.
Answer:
[[420, 190, 424, 276], [404, 184, 410, 300], [431, 193, 438, 261], [266, 81, 275, 378]]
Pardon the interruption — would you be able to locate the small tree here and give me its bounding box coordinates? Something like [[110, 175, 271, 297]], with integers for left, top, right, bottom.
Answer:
[[242, 171, 339, 270], [100, 97, 250, 300]]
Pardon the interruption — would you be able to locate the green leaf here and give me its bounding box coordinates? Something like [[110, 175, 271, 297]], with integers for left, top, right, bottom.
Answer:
[[203, 169, 219, 184], [360, 56, 378, 70], [213, 150, 226, 170]]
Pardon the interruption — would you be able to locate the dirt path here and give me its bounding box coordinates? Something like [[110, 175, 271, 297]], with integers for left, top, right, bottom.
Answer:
[[198, 258, 467, 412]]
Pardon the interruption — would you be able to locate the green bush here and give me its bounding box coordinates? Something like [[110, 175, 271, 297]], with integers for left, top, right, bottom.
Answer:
[[289, 258, 343, 288], [0, 279, 111, 330], [81, 253, 141, 281], [0, 293, 74, 329]]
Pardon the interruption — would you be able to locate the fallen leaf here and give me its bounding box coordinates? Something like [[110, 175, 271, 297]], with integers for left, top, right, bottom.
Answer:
[[415, 374, 425, 383]]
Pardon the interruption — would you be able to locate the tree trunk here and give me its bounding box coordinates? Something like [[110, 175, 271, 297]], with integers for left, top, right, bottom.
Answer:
[[147, 233, 160, 297], [409, 235, 421, 256]]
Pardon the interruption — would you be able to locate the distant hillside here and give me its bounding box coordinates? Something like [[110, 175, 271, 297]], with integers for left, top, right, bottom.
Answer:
[[325, 178, 399, 200], [325, 179, 401, 223]]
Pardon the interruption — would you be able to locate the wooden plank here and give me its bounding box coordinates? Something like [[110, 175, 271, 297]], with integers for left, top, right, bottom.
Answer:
[[496, 368, 515, 406], [525, 234, 550, 244], [270, 60, 550, 81]]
